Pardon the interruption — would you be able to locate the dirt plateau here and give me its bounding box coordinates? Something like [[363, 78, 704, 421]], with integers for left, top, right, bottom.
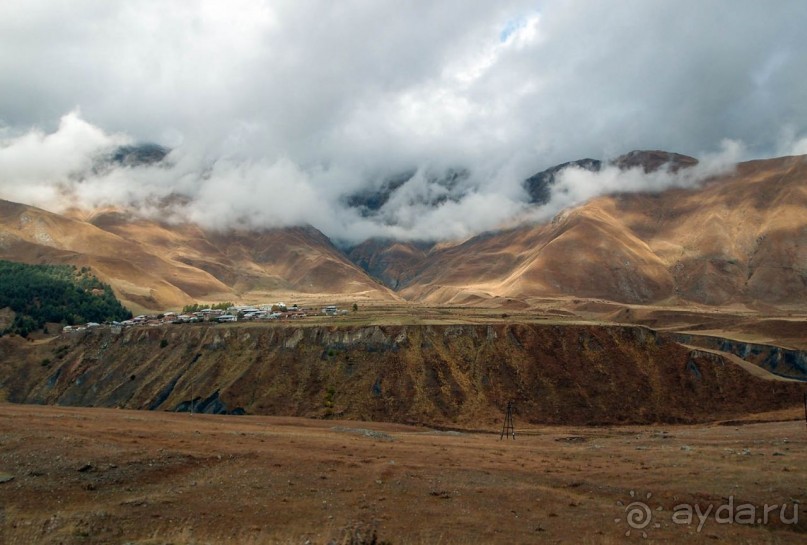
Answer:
[[1, 323, 802, 427]]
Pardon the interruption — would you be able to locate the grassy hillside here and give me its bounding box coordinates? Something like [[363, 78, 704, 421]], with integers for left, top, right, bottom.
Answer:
[[0, 260, 132, 336]]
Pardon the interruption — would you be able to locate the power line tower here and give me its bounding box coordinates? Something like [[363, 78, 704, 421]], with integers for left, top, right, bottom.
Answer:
[[500, 400, 515, 440]]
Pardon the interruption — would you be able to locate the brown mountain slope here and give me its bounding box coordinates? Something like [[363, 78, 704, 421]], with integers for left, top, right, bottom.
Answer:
[[0, 201, 395, 312], [0, 200, 216, 311], [396, 154, 807, 306], [616, 154, 807, 304], [397, 203, 674, 304], [87, 210, 395, 300], [347, 238, 435, 289]]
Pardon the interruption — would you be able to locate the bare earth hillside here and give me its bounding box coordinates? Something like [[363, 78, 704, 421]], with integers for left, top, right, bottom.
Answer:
[[393, 155, 807, 306], [0, 202, 396, 313]]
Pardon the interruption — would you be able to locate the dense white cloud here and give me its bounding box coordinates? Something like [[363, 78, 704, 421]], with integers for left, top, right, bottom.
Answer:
[[0, 1, 805, 243], [0, 111, 127, 207], [527, 140, 746, 224]]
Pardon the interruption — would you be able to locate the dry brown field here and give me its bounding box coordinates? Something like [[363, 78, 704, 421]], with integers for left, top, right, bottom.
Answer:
[[1, 403, 805, 544]]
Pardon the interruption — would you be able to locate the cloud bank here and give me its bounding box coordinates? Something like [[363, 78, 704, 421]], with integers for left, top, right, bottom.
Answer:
[[1, 1, 806, 243]]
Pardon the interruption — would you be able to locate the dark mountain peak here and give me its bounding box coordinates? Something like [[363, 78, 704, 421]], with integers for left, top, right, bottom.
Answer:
[[89, 143, 171, 177], [524, 158, 602, 205], [611, 150, 698, 173], [110, 143, 170, 167], [344, 168, 471, 217], [344, 171, 416, 214], [523, 150, 699, 205]]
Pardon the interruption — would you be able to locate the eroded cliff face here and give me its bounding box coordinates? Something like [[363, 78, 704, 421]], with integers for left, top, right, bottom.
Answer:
[[669, 333, 807, 381], [0, 323, 802, 427]]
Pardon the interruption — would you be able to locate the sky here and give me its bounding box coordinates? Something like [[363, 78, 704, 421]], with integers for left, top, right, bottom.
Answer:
[[1, 0, 806, 244]]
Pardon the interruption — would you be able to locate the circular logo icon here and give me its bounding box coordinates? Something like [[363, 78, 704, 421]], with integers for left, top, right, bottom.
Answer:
[[615, 491, 662, 538]]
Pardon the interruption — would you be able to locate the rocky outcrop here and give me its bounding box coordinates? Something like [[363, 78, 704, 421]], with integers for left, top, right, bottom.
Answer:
[[669, 333, 807, 381]]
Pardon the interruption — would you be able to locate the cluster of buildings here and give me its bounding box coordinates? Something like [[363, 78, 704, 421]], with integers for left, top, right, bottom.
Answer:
[[171, 303, 313, 324], [63, 303, 347, 332]]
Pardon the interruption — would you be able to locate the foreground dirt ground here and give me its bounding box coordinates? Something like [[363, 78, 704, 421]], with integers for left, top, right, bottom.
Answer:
[[1, 404, 805, 544]]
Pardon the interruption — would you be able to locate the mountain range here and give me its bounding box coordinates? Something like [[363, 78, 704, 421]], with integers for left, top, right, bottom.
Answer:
[[1, 151, 805, 312], [356, 152, 807, 307]]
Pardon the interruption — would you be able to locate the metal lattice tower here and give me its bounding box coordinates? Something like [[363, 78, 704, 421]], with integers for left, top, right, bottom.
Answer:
[[500, 400, 516, 440]]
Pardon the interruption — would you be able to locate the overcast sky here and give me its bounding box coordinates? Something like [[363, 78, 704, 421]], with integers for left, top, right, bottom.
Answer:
[[1, 0, 806, 243]]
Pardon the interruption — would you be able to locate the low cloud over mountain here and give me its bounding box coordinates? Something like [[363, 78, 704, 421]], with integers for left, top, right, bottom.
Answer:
[[1, 2, 807, 243]]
